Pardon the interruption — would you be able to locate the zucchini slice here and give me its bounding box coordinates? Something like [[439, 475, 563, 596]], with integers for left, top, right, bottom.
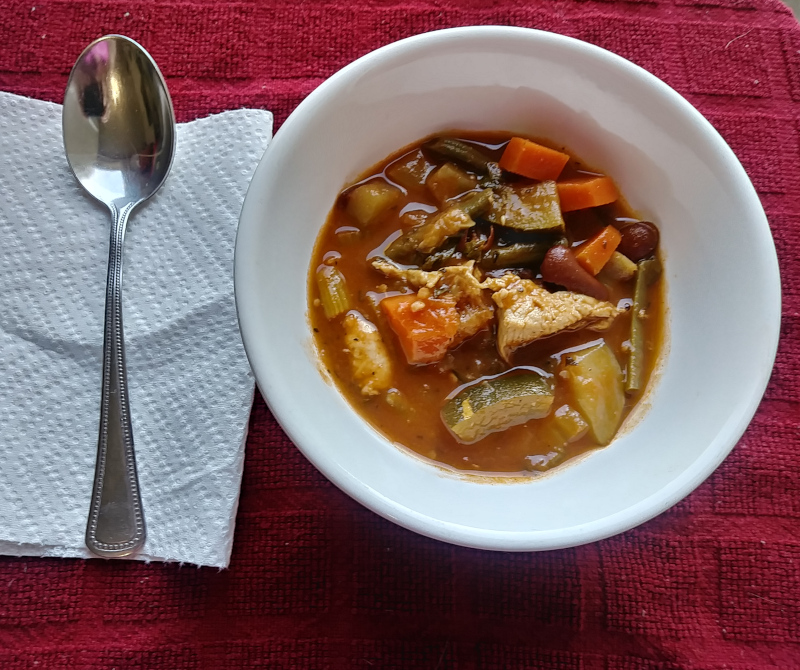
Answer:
[[485, 182, 565, 233], [441, 372, 554, 444]]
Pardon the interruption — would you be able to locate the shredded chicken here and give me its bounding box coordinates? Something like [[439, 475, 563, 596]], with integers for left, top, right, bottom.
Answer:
[[479, 273, 520, 292], [492, 279, 622, 361], [415, 208, 475, 253], [342, 312, 393, 396], [371, 258, 441, 288], [438, 263, 495, 342]]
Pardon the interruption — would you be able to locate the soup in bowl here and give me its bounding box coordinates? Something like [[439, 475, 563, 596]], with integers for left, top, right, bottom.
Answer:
[[235, 27, 780, 550]]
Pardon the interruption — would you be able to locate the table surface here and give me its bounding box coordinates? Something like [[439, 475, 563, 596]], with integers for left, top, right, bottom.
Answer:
[[1, 0, 799, 668]]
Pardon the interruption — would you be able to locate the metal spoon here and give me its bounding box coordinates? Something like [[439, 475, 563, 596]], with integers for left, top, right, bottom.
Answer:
[[63, 35, 176, 557]]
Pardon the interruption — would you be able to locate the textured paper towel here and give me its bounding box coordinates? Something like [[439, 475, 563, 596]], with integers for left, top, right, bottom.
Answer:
[[0, 91, 272, 568]]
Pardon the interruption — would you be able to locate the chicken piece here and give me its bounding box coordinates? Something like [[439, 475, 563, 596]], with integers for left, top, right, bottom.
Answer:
[[438, 263, 495, 342], [492, 279, 622, 361], [342, 312, 393, 396], [439, 262, 483, 298], [480, 273, 519, 292], [371, 258, 441, 289], [454, 299, 495, 343], [386, 207, 476, 261], [415, 207, 475, 253]]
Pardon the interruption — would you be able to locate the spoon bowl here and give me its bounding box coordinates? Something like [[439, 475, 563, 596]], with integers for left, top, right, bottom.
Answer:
[[63, 35, 176, 557], [64, 36, 175, 206]]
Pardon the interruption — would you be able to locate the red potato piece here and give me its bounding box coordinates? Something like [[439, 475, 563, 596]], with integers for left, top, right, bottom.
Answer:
[[540, 246, 609, 301], [618, 221, 659, 262]]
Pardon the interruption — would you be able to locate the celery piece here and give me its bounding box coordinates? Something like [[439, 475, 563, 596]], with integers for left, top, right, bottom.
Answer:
[[441, 372, 554, 444], [562, 341, 625, 445], [316, 265, 350, 319], [626, 257, 662, 394], [426, 162, 478, 204], [486, 182, 565, 233], [346, 180, 401, 227]]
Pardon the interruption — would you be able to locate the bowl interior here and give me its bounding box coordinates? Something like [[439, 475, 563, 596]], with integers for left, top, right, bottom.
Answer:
[[235, 27, 780, 549]]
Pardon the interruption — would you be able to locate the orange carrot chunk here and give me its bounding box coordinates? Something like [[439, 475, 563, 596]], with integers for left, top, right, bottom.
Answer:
[[381, 294, 459, 365], [498, 137, 570, 181], [557, 175, 619, 213], [574, 225, 622, 276]]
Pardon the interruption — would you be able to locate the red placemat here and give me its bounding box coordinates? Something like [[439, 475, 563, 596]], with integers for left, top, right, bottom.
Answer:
[[1, 0, 799, 667]]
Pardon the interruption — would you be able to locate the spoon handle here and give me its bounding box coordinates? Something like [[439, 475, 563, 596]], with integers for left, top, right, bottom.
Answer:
[[86, 202, 146, 557]]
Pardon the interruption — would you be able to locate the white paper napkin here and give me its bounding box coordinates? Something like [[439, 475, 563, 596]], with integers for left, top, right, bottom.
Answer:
[[0, 91, 272, 568]]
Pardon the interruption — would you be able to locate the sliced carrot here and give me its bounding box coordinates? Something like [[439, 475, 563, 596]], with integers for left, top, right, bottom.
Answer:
[[498, 137, 570, 181], [557, 175, 619, 212], [381, 294, 459, 365], [574, 225, 622, 276]]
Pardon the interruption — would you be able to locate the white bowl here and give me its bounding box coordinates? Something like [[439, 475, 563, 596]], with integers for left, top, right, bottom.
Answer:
[[235, 26, 780, 550]]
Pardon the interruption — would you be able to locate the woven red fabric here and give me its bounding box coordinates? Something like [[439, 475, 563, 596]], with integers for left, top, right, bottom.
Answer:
[[1, 0, 799, 667]]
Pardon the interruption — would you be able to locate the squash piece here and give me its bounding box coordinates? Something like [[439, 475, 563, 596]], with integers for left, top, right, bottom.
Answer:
[[562, 342, 625, 445], [539, 404, 590, 448], [598, 251, 637, 283], [346, 180, 401, 227], [525, 405, 590, 472], [385, 149, 435, 191], [427, 162, 478, 204]]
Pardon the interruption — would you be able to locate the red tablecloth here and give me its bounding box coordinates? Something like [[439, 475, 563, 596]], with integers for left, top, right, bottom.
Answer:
[[2, 0, 799, 667]]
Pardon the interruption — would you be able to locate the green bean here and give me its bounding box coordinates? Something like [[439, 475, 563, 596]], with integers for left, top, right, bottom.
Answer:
[[626, 257, 662, 394], [425, 138, 494, 174], [457, 189, 494, 218], [384, 235, 419, 263], [479, 241, 550, 270], [420, 243, 460, 270]]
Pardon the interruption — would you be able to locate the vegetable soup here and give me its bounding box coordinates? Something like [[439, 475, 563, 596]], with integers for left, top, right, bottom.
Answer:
[[309, 132, 664, 475]]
